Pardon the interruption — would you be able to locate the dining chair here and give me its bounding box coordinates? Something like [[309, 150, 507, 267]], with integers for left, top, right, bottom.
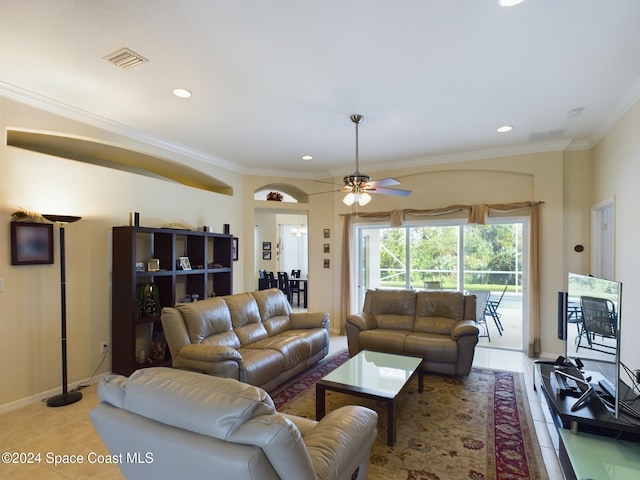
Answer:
[[265, 271, 276, 289], [288, 271, 302, 306], [277, 271, 292, 303]]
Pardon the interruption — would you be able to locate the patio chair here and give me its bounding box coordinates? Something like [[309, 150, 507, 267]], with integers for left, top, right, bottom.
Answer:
[[485, 284, 508, 336], [467, 290, 491, 341], [577, 296, 617, 355], [424, 281, 444, 291]]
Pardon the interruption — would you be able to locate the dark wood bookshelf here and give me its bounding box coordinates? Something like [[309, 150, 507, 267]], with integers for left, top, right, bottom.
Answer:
[[111, 226, 233, 375]]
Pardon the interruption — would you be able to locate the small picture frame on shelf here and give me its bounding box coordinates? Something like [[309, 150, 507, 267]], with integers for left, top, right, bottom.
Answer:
[[263, 251, 271, 260], [135, 262, 145, 272], [10, 222, 54, 265], [179, 256, 192, 270], [232, 237, 239, 261], [148, 258, 160, 272]]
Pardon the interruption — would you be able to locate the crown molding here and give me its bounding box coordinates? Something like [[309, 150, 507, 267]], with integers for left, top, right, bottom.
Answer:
[[0, 82, 242, 174], [326, 139, 575, 177]]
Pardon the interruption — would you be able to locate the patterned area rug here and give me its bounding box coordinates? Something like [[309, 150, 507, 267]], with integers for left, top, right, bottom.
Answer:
[[272, 351, 548, 480]]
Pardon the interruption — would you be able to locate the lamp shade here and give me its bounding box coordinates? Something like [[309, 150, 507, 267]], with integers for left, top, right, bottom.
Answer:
[[43, 215, 82, 224]]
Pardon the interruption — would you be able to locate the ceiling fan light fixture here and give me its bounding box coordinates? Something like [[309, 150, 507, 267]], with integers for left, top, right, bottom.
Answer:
[[343, 192, 355, 206], [359, 192, 372, 206], [343, 190, 371, 206]]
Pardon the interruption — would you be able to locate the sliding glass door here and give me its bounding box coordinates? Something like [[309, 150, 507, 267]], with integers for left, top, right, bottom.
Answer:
[[356, 218, 527, 350]]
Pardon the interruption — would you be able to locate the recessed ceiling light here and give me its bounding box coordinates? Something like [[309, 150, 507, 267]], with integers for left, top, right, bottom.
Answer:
[[301, 155, 313, 161], [497, 125, 513, 133], [498, 0, 524, 6], [172, 88, 192, 98]]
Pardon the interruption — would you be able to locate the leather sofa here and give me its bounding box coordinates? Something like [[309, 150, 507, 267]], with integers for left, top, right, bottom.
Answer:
[[345, 289, 479, 376], [90, 367, 378, 480], [161, 288, 329, 392]]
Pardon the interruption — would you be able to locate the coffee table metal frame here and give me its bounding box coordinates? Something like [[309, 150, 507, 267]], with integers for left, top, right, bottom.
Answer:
[[315, 350, 424, 446]]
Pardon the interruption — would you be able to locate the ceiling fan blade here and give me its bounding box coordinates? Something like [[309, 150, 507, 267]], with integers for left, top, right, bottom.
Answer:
[[367, 177, 400, 188], [368, 186, 412, 197], [306, 188, 344, 196], [313, 179, 343, 186]]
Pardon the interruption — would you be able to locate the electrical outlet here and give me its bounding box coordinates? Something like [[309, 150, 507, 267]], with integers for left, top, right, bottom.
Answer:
[[101, 342, 109, 353]]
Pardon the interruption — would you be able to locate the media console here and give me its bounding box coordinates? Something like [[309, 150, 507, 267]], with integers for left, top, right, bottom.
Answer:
[[536, 363, 640, 480], [538, 363, 639, 440]]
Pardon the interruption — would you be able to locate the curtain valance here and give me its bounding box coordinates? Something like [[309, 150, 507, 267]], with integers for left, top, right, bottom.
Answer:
[[341, 201, 544, 225]]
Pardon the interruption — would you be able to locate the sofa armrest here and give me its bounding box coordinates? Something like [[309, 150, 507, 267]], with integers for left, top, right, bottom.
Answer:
[[345, 312, 377, 331], [450, 319, 480, 340], [177, 344, 243, 363], [290, 311, 330, 330], [303, 405, 378, 480]]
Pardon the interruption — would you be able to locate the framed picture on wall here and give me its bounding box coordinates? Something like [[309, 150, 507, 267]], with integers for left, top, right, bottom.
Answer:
[[263, 251, 271, 260], [10, 222, 54, 265], [323, 228, 330, 238], [324, 259, 330, 268], [262, 241, 271, 250], [323, 243, 330, 253]]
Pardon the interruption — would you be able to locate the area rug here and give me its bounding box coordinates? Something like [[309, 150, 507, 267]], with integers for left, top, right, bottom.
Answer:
[[272, 351, 548, 480]]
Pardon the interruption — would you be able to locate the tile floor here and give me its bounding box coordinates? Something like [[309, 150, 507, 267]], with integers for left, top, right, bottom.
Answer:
[[0, 337, 564, 479]]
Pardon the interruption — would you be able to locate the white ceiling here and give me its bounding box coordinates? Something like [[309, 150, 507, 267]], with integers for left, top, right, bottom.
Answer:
[[2, 0, 640, 180]]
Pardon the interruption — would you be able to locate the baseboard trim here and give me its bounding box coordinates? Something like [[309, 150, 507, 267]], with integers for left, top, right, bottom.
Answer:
[[0, 372, 111, 415]]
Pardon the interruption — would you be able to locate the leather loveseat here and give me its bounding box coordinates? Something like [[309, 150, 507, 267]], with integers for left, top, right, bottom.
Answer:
[[161, 288, 329, 392], [90, 367, 378, 480], [345, 289, 479, 376]]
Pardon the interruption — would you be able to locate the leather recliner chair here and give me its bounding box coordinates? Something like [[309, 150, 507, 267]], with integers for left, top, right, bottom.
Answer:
[[90, 367, 378, 480]]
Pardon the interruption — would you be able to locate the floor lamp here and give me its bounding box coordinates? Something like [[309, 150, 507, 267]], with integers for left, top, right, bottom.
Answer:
[[43, 214, 82, 407]]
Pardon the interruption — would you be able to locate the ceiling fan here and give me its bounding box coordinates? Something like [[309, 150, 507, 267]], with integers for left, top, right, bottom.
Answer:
[[319, 114, 412, 206]]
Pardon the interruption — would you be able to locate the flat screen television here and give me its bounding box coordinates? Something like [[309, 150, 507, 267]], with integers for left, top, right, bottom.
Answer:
[[564, 273, 622, 418]]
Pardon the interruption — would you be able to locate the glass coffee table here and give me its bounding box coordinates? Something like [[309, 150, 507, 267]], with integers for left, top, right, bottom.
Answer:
[[316, 350, 424, 446]]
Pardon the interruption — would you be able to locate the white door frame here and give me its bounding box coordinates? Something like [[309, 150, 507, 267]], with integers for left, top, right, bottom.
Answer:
[[591, 197, 615, 280]]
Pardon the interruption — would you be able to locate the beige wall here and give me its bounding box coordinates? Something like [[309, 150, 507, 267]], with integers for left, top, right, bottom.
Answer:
[[592, 98, 640, 370], [2, 91, 637, 408], [0, 97, 242, 408]]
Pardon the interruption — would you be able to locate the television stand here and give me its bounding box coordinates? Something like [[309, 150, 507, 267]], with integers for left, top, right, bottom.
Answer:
[[535, 363, 640, 480]]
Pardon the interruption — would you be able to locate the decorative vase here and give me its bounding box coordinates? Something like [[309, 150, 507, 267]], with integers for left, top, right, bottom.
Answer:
[[136, 282, 161, 317]]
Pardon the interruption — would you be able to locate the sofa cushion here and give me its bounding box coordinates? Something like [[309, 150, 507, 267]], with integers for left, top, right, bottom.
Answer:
[[369, 289, 416, 330], [245, 334, 311, 371], [359, 329, 410, 354], [251, 288, 293, 336], [176, 297, 235, 345], [224, 292, 269, 346], [414, 292, 465, 334], [404, 332, 458, 363], [237, 348, 284, 386]]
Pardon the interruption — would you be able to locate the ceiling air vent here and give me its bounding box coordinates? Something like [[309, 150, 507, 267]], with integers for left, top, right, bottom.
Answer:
[[103, 48, 148, 69]]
